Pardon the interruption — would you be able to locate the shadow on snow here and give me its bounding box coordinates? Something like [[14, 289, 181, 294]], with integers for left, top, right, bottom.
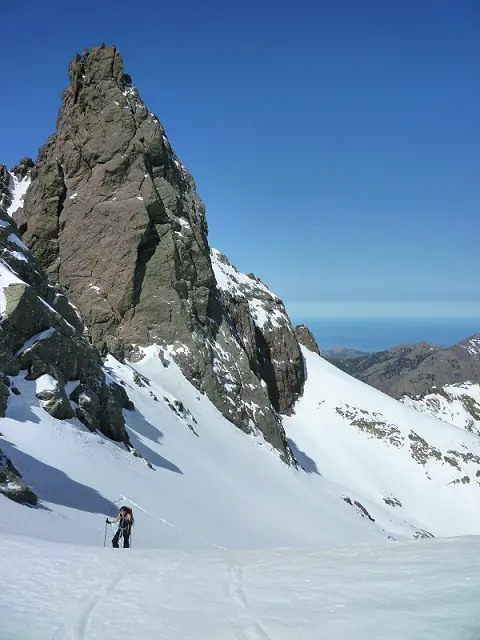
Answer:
[[0, 438, 119, 516]]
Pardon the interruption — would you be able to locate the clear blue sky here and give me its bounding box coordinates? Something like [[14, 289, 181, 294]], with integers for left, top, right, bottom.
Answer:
[[2, 0, 479, 320]]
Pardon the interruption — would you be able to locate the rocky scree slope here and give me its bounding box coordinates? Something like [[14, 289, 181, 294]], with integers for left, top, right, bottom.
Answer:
[[0, 169, 129, 449], [18, 45, 305, 461], [331, 336, 480, 399]]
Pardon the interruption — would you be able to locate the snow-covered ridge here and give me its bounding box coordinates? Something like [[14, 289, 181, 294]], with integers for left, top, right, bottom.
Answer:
[[462, 335, 480, 357], [211, 248, 288, 329], [402, 381, 480, 437]]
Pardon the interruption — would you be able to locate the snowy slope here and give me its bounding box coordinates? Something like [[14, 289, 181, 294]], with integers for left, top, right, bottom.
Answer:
[[1, 345, 392, 549], [2, 254, 480, 639], [3, 250, 480, 547], [402, 382, 480, 437], [2, 533, 480, 640], [284, 349, 480, 537], [211, 247, 480, 538]]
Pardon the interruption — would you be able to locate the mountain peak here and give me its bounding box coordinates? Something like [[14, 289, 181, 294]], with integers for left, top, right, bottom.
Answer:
[[17, 45, 305, 460], [68, 45, 125, 92]]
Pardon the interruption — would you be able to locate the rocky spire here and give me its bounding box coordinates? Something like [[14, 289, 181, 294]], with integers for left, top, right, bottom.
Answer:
[[19, 45, 306, 461]]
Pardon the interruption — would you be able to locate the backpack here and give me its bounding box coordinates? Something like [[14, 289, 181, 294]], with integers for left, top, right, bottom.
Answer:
[[120, 505, 135, 526], [121, 505, 134, 525]]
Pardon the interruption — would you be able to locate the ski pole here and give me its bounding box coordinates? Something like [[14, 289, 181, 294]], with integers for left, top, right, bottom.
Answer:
[[103, 521, 108, 547]]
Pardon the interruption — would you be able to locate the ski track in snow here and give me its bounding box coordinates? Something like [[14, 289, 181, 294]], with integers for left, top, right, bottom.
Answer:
[[225, 561, 272, 640], [2, 535, 480, 639], [55, 567, 129, 640]]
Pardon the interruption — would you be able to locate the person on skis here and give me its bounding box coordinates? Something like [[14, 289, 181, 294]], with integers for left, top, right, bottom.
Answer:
[[106, 506, 134, 548]]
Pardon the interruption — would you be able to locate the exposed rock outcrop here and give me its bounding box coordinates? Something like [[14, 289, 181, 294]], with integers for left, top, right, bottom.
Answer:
[[0, 447, 37, 506], [0, 182, 129, 443], [294, 325, 320, 356], [211, 250, 305, 415], [19, 45, 306, 460]]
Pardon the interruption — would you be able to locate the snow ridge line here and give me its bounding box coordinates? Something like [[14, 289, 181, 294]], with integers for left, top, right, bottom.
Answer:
[[116, 495, 227, 550]]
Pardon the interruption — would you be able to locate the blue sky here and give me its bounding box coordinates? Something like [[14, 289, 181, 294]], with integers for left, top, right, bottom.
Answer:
[[2, 0, 479, 320]]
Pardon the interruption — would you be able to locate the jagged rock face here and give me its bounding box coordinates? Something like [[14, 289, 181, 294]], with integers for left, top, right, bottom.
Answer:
[[19, 45, 302, 461], [333, 336, 480, 399], [211, 250, 305, 415], [0, 190, 128, 443], [294, 325, 320, 356], [21, 46, 212, 354]]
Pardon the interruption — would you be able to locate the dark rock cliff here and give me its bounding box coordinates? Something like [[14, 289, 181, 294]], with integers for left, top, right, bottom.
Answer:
[[18, 45, 306, 461], [0, 177, 129, 442]]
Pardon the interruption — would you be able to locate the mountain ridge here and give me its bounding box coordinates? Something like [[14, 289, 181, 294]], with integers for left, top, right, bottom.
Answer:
[[329, 334, 480, 398]]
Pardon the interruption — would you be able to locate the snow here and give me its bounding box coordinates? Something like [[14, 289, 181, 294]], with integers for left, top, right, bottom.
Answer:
[[6, 172, 31, 216], [15, 327, 56, 356], [463, 336, 480, 357], [1, 533, 480, 640], [0, 259, 23, 314], [4, 248, 28, 262], [69, 193, 78, 200], [178, 216, 190, 229], [211, 248, 272, 298], [7, 232, 29, 251], [3, 339, 480, 556], [1, 345, 389, 551], [284, 348, 480, 537], [35, 374, 58, 394], [211, 248, 288, 329], [3, 341, 480, 637], [403, 382, 480, 436]]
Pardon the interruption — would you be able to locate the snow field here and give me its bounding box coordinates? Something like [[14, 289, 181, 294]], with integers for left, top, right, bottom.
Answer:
[[1, 534, 480, 640]]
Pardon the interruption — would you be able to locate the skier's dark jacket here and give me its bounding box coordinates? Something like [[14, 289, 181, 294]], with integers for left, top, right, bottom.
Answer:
[[118, 513, 133, 533]]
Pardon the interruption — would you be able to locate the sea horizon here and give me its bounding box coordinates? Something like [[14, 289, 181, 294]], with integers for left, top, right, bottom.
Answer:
[[293, 317, 480, 353]]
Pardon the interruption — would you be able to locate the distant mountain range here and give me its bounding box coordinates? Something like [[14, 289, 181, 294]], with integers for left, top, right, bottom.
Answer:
[[326, 335, 480, 399], [326, 334, 480, 437], [322, 346, 371, 359]]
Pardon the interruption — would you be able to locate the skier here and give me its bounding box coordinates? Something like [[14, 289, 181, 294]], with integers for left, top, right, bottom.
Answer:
[[106, 506, 134, 548]]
